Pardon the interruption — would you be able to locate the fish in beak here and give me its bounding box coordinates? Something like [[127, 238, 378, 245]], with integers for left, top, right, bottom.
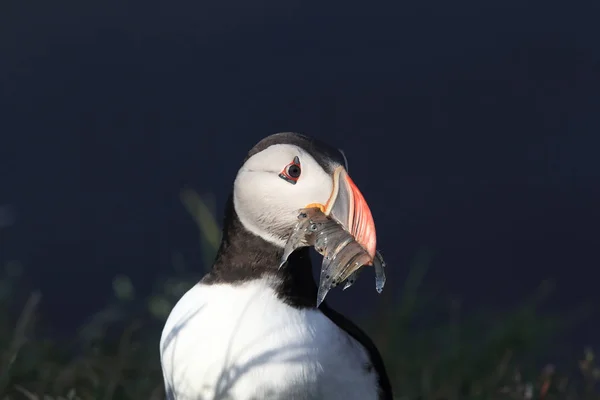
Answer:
[[281, 165, 386, 306]]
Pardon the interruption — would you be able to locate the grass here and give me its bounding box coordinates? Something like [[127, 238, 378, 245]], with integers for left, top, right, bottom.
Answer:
[[0, 190, 598, 400]]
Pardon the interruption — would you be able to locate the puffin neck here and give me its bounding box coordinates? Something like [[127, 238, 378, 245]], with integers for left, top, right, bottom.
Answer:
[[203, 195, 319, 308]]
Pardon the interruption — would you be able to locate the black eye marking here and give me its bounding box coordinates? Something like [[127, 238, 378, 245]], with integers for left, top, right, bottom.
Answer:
[[279, 156, 302, 184]]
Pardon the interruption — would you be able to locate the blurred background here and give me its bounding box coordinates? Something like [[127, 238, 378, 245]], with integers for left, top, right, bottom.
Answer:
[[1, 0, 599, 398]]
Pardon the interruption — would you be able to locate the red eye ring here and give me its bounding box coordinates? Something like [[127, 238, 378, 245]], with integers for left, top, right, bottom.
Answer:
[[279, 156, 301, 184]]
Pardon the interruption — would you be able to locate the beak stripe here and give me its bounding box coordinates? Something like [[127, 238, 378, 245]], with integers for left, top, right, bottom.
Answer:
[[346, 174, 377, 260]]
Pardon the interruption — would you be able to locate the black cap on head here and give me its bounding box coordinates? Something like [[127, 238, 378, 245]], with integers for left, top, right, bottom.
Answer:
[[246, 132, 347, 174]]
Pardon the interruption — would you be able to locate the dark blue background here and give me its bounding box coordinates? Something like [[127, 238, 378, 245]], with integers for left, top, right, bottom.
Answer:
[[1, 0, 599, 349]]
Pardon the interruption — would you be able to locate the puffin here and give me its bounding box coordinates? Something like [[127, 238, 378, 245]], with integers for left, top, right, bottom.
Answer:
[[160, 132, 393, 400]]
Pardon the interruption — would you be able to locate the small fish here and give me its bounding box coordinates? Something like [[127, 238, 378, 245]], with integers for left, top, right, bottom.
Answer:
[[280, 207, 386, 307]]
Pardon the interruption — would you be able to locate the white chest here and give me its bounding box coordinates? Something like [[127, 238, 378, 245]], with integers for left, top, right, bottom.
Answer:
[[160, 279, 379, 400]]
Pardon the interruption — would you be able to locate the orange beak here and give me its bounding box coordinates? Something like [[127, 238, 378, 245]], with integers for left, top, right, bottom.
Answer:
[[307, 166, 377, 263]]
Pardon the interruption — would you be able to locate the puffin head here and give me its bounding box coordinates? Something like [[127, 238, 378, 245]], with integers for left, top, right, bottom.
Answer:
[[233, 132, 377, 262]]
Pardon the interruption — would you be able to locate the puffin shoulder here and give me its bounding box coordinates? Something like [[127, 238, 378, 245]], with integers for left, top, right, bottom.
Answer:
[[319, 303, 393, 400]]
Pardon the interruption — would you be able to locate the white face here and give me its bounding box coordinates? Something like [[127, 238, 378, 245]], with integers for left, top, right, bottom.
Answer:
[[233, 144, 336, 247]]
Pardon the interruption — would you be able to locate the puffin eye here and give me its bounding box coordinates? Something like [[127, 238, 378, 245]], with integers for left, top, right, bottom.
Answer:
[[279, 156, 302, 184]]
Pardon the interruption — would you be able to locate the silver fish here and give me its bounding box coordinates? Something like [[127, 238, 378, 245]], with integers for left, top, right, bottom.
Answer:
[[279, 207, 386, 307]]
